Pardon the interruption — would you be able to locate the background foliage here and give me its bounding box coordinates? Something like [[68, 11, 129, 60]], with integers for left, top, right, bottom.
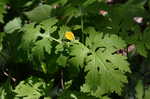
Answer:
[[0, 0, 150, 99]]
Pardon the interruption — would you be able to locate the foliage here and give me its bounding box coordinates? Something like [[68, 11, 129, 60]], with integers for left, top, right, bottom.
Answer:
[[13, 77, 52, 99], [81, 27, 130, 98], [135, 80, 150, 99], [0, 0, 150, 99]]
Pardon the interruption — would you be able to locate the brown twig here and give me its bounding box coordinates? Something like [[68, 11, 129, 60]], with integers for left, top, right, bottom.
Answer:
[[3, 70, 16, 82]]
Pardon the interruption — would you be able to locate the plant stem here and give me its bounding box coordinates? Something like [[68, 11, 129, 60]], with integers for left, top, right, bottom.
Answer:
[[65, 14, 73, 25], [38, 32, 62, 43], [49, 37, 62, 43], [80, 6, 84, 43], [60, 70, 64, 89]]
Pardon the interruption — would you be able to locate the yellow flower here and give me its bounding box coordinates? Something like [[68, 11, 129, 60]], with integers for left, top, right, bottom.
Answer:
[[65, 32, 75, 40]]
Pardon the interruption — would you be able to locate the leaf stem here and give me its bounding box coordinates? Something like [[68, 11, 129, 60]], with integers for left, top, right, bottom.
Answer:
[[60, 70, 64, 89], [39, 33, 62, 43], [49, 37, 62, 43], [65, 14, 73, 25], [80, 6, 84, 43]]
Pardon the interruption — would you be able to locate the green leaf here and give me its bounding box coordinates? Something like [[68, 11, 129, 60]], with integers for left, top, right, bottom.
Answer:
[[0, 32, 5, 51], [64, 7, 81, 18], [69, 42, 89, 67], [32, 38, 52, 60], [57, 54, 68, 67], [85, 27, 126, 51], [40, 18, 58, 33], [58, 90, 99, 99], [20, 23, 40, 49], [4, 17, 22, 34], [20, 18, 58, 60], [55, 43, 64, 54], [81, 27, 130, 97], [44, 97, 52, 99], [143, 27, 150, 50], [13, 77, 47, 99], [41, 62, 47, 74], [0, 80, 14, 99], [23, 1, 34, 7], [135, 80, 144, 99], [56, 0, 68, 6], [0, 87, 7, 99], [136, 42, 148, 57], [82, 0, 97, 7], [0, 0, 8, 23], [145, 87, 150, 99], [25, 4, 52, 22], [129, 27, 150, 57], [72, 25, 81, 30]]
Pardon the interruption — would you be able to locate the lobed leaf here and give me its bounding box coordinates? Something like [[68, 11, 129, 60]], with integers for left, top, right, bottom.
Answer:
[[69, 42, 89, 67], [20, 18, 58, 60], [81, 27, 130, 97], [13, 77, 48, 99]]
